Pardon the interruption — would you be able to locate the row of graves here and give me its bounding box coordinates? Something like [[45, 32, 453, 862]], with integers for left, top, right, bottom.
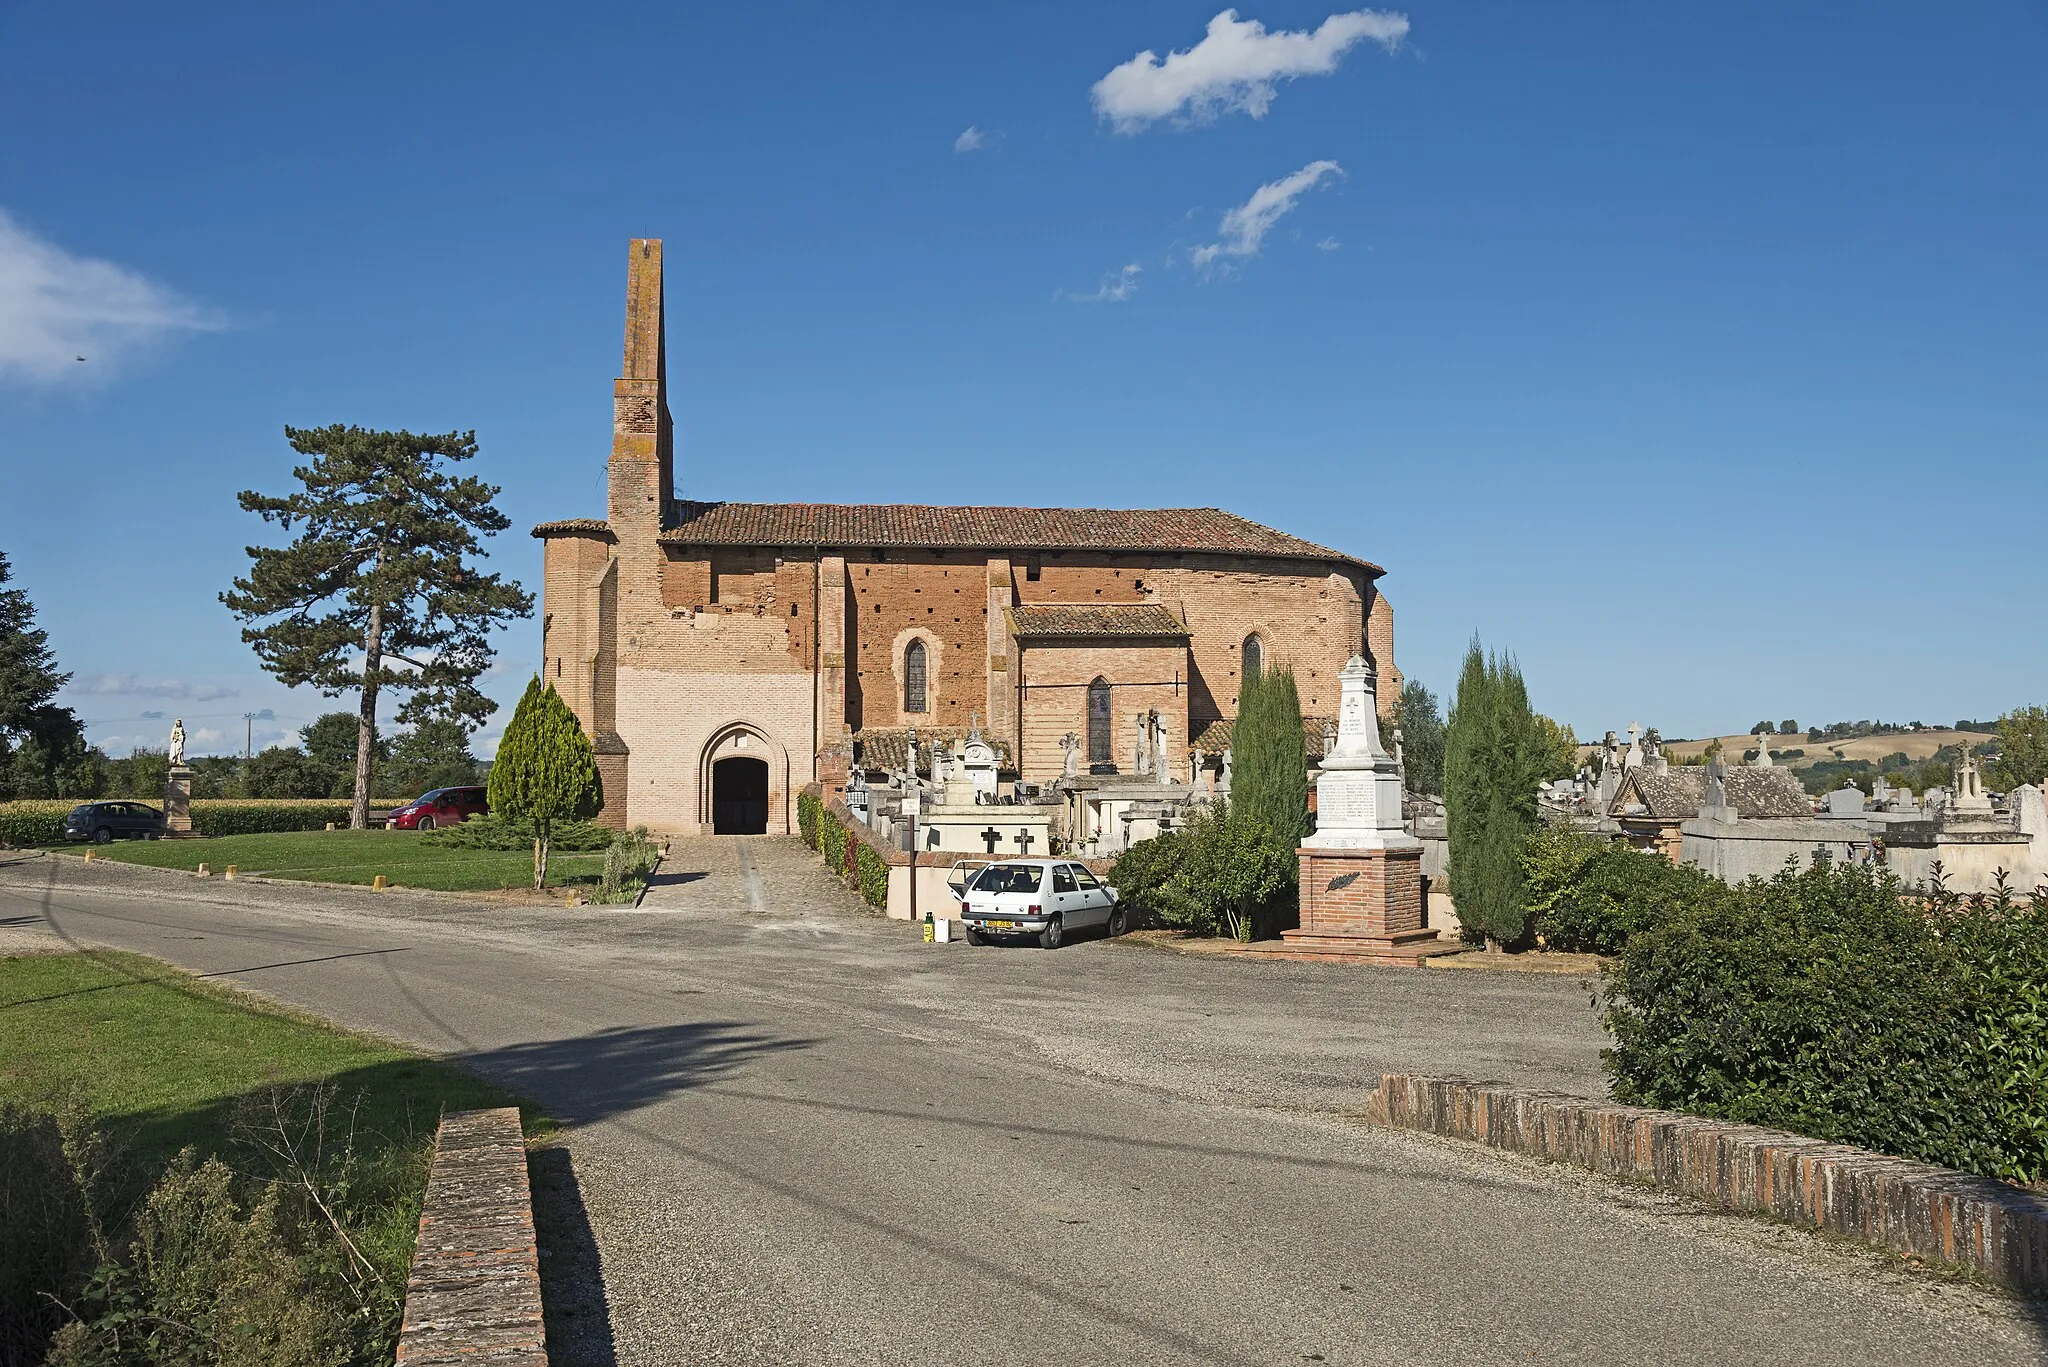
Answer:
[[1573, 723, 2048, 893]]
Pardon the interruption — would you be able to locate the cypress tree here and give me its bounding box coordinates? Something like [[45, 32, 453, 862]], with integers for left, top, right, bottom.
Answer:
[[487, 677, 603, 888], [1231, 663, 1309, 847], [1443, 636, 1543, 946]]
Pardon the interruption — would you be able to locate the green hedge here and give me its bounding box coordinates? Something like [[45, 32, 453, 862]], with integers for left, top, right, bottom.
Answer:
[[0, 800, 412, 847], [820, 811, 848, 877], [1604, 859, 2048, 1182], [854, 841, 889, 910], [797, 791, 822, 850], [1521, 823, 1730, 955]]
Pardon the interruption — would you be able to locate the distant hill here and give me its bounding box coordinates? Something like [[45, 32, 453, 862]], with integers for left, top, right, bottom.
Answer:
[[1662, 729, 1993, 767]]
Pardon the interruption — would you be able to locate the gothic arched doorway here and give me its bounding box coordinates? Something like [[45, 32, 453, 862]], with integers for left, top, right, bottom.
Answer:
[[711, 756, 769, 834]]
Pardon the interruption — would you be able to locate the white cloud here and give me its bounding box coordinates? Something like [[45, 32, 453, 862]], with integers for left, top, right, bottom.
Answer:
[[1317, 236, 1342, 251], [72, 672, 240, 702], [1192, 161, 1344, 271], [1060, 263, 1142, 303], [1092, 8, 1408, 132], [0, 208, 224, 384], [954, 125, 990, 153]]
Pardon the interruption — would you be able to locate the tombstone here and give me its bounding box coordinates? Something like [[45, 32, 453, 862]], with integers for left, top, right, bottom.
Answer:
[[1752, 733, 1774, 768], [1133, 713, 1153, 777], [960, 723, 1000, 803], [2014, 784, 2047, 839], [1219, 745, 1233, 794], [1699, 756, 1737, 824], [1391, 726, 1405, 773], [1624, 722, 1643, 772], [1150, 710, 1173, 784], [1189, 746, 1204, 787], [1825, 784, 1867, 817], [1950, 748, 1993, 815], [903, 728, 921, 783]]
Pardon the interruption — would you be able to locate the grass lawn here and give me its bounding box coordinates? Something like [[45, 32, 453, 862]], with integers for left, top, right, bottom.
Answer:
[[61, 827, 609, 891]]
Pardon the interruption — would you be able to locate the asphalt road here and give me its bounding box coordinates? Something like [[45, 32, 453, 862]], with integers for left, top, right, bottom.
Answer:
[[3, 843, 2040, 1366]]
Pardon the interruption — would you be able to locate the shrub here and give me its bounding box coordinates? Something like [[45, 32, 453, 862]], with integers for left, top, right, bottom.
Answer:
[[0, 800, 423, 847], [1106, 828, 1189, 927], [1148, 805, 1295, 941], [853, 841, 889, 910], [1603, 859, 2048, 1182], [487, 678, 603, 888], [1521, 824, 1729, 955], [820, 812, 848, 876], [595, 828, 660, 904], [797, 790, 822, 850]]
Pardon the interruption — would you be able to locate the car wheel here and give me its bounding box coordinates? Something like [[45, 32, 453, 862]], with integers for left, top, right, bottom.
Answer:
[[964, 927, 986, 947], [1039, 915, 1064, 950], [1106, 903, 1128, 938], [417, 816, 435, 832], [93, 827, 113, 844]]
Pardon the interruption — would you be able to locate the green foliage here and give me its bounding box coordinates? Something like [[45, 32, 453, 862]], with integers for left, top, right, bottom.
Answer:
[[424, 814, 612, 852], [1530, 714, 1578, 783], [797, 790, 822, 850], [854, 841, 889, 910], [0, 550, 86, 803], [819, 811, 849, 875], [595, 828, 660, 904], [1603, 860, 2048, 1182], [1231, 665, 1307, 848], [1105, 827, 1190, 927], [1777, 719, 1799, 735], [385, 719, 479, 797], [1991, 705, 2048, 791], [1393, 679, 1445, 796], [487, 678, 602, 888], [1443, 637, 1545, 946], [245, 746, 334, 799], [299, 713, 385, 798], [0, 800, 388, 846], [1521, 823, 1728, 954], [222, 425, 532, 826], [1146, 805, 1295, 941]]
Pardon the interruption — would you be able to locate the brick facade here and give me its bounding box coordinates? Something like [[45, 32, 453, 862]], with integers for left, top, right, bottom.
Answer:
[[535, 240, 1400, 836]]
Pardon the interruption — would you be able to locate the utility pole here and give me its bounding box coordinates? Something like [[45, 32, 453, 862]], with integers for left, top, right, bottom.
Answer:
[[243, 713, 257, 761]]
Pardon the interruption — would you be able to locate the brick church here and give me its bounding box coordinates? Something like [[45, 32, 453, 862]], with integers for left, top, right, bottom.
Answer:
[[535, 240, 1400, 836]]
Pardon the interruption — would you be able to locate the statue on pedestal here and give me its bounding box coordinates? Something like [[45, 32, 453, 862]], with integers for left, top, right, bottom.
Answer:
[[168, 718, 187, 768]]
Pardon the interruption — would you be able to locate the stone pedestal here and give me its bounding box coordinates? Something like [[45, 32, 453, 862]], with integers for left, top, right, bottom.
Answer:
[[1272, 843, 1452, 965], [164, 766, 194, 836]]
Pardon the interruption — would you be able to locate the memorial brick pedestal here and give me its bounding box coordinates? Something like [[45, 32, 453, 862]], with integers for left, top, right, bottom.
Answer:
[[1255, 655, 1456, 967], [164, 764, 195, 836]]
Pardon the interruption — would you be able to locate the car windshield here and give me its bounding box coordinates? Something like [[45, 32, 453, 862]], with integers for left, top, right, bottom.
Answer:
[[410, 790, 445, 805], [972, 864, 1042, 894]]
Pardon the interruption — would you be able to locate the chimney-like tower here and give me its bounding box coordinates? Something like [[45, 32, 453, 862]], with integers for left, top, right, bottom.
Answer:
[[608, 239, 672, 532]]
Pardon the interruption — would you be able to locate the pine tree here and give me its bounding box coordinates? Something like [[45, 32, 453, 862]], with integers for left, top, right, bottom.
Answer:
[[487, 677, 603, 888], [0, 550, 85, 799], [1443, 636, 1544, 946], [222, 426, 532, 829], [1231, 664, 1309, 849]]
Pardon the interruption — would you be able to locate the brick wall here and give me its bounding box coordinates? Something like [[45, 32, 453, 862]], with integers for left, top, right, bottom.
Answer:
[[1017, 640, 1189, 781], [1297, 845, 1425, 937], [395, 1108, 544, 1366]]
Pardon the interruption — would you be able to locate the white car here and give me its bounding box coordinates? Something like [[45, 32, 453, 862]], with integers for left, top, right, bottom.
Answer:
[[955, 859, 1124, 949]]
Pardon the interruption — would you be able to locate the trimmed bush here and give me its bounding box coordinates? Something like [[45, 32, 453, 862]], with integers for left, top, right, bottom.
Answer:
[[1105, 828, 1189, 927], [1521, 823, 1729, 955], [797, 790, 822, 850], [820, 812, 848, 877], [854, 841, 889, 910], [0, 800, 412, 847], [1145, 805, 1295, 941], [1604, 859, 2048, 1182], [425, 814, 611, 852]]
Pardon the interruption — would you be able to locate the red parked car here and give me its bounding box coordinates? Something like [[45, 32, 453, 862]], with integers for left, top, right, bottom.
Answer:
[[387, 786, 488, 831]]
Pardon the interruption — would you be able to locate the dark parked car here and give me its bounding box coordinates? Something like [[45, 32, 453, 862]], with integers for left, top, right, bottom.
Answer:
[[65, 802, 167, 843], [387, 786, 489, 831]]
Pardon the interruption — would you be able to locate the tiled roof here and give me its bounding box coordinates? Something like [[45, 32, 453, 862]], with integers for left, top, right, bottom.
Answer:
[[654, 502, 1380, 572], [1005, 604, 1188, 639], [1616, 766, 1813, 821], [1189, 715, 1337, 761], [531, 518, 613, 538], [852, 727, 1013, 776]]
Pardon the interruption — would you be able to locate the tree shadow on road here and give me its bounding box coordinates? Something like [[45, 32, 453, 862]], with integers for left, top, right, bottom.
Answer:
[[455, 1022, 819, 1126]]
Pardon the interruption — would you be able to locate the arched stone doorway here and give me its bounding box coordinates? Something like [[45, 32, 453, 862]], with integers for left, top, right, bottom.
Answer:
[[711, 756, 769, 834]]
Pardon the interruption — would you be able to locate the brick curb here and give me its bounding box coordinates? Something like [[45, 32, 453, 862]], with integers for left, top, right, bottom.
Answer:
[[397, 1108, 547, 1365], [1367, 1074, 2048, 1294]]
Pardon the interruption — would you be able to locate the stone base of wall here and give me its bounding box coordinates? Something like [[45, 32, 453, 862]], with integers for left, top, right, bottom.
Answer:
[[397, 1108, 546, 1365], [1367, 1074, 2048, 1295]]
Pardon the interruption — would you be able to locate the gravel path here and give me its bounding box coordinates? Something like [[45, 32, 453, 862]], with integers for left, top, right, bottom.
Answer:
[[3, 841, 2039, 1366]]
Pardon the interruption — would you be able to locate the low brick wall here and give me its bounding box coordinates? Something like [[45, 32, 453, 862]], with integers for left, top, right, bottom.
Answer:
[[1367, 1075, 2048, 1294], [397, 1108, 547, 1365]]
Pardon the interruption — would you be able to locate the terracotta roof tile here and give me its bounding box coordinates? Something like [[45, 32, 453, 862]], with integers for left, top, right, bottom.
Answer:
[[653, 502, 1380, 572], [1188, 715, 1337, 761], [531, 518, 613, 539], [1005, 604, 1188, 638], [852, 727, 1012, 776], [1616, 766, 1813, 820]]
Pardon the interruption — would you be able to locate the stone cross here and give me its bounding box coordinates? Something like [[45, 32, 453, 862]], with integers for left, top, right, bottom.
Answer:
[[1134, 714, 1151, 777], [1060, 732, 1081, 778], [1752, 733, 1772, 767], [1014, 829, 1035, 854], [904, 728, 920, 782], [1150, 710, 1172, 784], [981, 826, 1002, 853], [1624, 722, 1643, 771]]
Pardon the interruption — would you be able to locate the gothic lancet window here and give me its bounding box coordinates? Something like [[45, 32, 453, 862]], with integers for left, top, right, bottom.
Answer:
[[904, 639, 928, 715], [1087, 677, 1112, 765], [1242, 633, 1264, 683]]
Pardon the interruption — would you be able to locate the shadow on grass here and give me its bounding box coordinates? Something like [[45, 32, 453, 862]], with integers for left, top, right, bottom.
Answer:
[[531, 1145, 616, 1367]]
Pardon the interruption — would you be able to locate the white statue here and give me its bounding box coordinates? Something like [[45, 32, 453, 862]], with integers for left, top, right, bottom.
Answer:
[[1060, 731, 1081, 779], [168, 718, 186, 767]]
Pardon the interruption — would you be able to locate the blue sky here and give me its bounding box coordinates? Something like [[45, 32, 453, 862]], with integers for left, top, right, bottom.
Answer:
[[1, 1, 2042, 757]]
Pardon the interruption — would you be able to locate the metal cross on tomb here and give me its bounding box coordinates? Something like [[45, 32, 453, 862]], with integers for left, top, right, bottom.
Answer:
[[1013, 830, 1035, 854], [980, 826, 1002, 854]]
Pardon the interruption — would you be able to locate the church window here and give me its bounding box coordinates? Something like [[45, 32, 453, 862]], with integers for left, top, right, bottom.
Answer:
[[1243, 634, 1264, 682], [905, 640, 928, 714], [1087, 678, 1112, 765]]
